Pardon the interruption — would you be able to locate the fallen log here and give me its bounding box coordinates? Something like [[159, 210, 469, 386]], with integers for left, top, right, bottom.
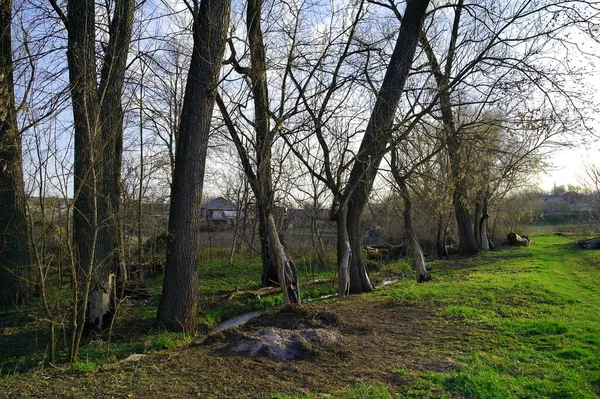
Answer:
[[506, 232, 530, 247], [579, 237, 600, 249], [226, 279, 332, 301]]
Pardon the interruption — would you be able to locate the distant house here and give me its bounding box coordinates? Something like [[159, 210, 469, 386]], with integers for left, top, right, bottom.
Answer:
[[201, 197, 238, 225]]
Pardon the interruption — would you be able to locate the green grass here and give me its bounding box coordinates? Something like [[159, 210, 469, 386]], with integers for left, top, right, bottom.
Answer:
[[376, 233, 600, 398]]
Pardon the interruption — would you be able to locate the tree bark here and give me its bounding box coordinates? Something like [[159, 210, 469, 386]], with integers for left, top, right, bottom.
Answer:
[[401, 188, 431, 283], [63, 0, 135, 334], [453, 185, 479, 255], [336, 207, 351, 296], [96, 0, 135, 290], [157, 0, 231, 332], [0, 0, 31, 306], [479, 214, 490, 251], [346, 198, 373, 294], [311, 216, 327, 270], [342, 0, 430, 294], [258, 207, 278, 286]]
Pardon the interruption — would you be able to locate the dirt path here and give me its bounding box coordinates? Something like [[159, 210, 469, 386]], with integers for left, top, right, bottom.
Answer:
[[1, 295, 473, 398]]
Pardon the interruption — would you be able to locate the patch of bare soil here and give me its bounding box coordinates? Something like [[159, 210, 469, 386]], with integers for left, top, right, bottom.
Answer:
[[1, 297, 471, 399]]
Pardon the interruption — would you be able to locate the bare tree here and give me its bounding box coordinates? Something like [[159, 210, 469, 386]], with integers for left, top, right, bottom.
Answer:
[[49, 0, 135, 358], [157, 0, 231, 332], [0, 0, 31, 306], [338, 0, 430, 294], [216, 0, 301, 303]]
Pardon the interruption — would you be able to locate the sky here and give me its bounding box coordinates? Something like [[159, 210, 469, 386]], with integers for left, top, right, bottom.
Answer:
[[537, 144, 597, 191], [536, 70, 600, 192]]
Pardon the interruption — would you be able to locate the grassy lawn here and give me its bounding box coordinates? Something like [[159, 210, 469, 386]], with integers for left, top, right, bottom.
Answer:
[[365, 233, 600, 398]]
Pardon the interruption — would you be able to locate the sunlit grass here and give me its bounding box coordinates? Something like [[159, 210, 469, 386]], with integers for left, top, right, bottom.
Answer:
[[377, 233, 600, 398]]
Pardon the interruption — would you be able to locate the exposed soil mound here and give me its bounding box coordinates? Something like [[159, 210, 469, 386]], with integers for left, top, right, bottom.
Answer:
[[218, 327, 341, 361]]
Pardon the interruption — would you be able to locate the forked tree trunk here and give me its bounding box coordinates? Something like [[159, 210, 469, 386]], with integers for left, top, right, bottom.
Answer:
[[89, 0, 134, 331], [0, 0, 31, 306], [157, 0, 231, 332], [218, 0, 300, 303], [95, 0, 135, 294], [58, 0, 135, 336]]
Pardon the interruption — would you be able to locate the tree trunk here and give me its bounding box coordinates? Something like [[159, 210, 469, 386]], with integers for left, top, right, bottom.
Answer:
[[66, 0, 100, 300], [64, 0, 135, 333], [258, 207, 278, 286], [419, 0, 478, 256], [453, 185, 479, 255], [478, 192, 491, 251], [95, 0, 135, 293], [347, 197, 373, 294], [473, 195, 482, 248], [0, 0, 31, 306], [390, 151, 431, 282], [436, 215, 449, 259], [218, 0, 300, 302], [157, 0, 231, 332], [265, 213, 300, 304], [336, 207, 351, 296], [311, 217, 326, 270], [479, 214, 490, 251], [342, 0, 430, 294], [402, 190, 431, 283]]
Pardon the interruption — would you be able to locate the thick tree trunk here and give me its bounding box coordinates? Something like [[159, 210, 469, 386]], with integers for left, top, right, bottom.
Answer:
[[453, 186, 479, 255], [157, 0, 231, 332], [342, 0, 430, 294], [66, 0, 100, 292], [0, 0, 31, 306], [347, 197, 373, 294], [258, 208, 278, 286]]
